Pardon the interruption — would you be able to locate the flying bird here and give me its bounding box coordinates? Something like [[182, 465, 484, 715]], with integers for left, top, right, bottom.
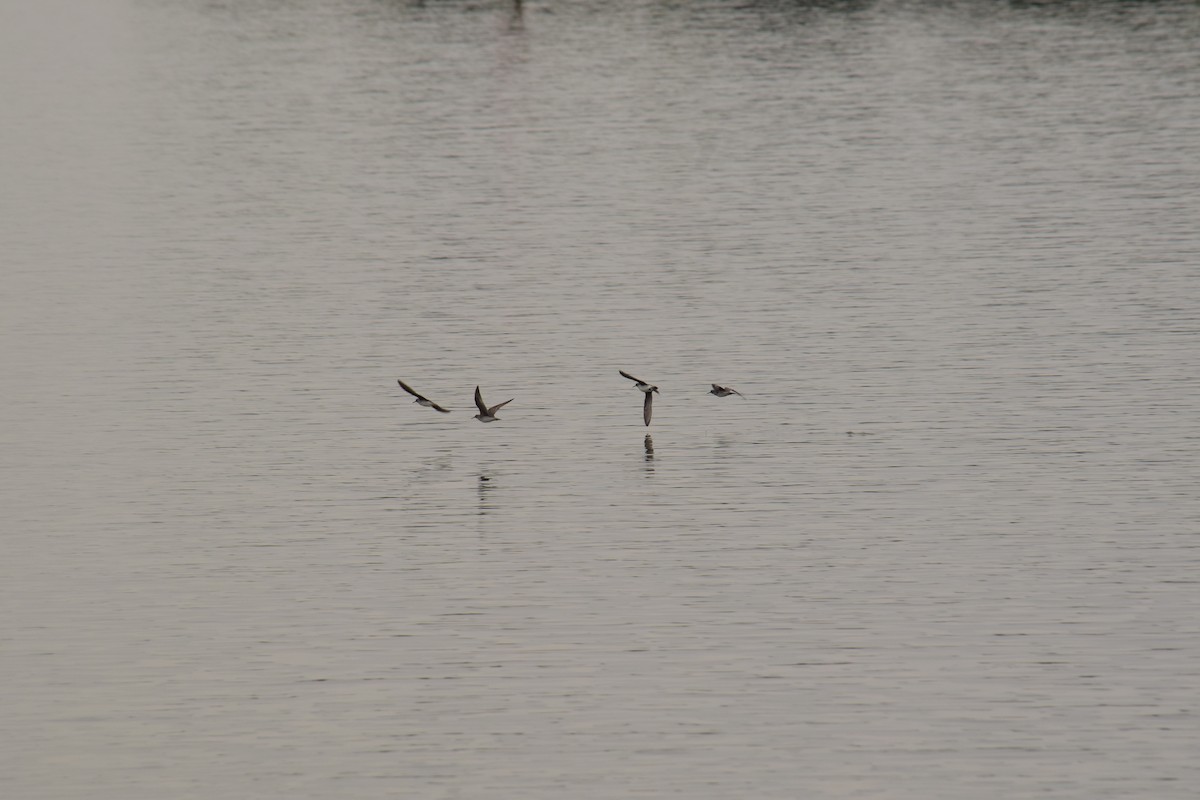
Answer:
[[620, 370, 659, 426], [473, 385, 513, 423], [397, 379, 451, 413], [709, 384, 744, 398]]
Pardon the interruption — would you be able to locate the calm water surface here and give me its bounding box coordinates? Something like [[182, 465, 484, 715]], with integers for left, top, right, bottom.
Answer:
[[3, 0, 1199, 797]]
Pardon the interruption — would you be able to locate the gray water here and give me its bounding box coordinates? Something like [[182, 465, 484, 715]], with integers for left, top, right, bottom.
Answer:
[[3, 0, 1199, 797]]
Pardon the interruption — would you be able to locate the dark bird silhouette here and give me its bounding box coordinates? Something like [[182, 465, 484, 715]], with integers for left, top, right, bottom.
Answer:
[[473, 386, 513, 423], [397, 379, 451, 413], [620, 370, 659, 426]]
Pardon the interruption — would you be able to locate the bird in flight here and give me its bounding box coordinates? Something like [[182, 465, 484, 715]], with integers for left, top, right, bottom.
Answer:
[[709, 384, 744, 398], [397, 379, 450, 413], [619, 370, 659, 426], [473, 385, 513, 423]]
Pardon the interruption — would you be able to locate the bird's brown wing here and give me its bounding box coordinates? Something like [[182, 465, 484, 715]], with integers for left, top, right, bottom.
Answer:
[[397, 379, 425, 400]]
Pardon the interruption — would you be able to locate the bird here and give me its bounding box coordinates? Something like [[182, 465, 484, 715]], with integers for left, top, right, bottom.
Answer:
[[397, 379, 451, 413], [709, 383, 744, 398], [473, 385, 513, 423], [619, 370, 659, 426]]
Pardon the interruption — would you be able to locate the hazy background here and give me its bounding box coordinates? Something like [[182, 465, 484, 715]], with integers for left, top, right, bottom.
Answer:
[[3, 0, 1198, 797]]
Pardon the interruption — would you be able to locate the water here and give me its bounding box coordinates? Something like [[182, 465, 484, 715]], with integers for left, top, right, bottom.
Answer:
[[3, 0, 1199, 797]]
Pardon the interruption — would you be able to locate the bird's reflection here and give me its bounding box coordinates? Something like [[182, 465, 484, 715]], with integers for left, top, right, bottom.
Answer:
[[500, 0, 524, 33], [643, 433, 655, 474], [477, 474, 496, 516]]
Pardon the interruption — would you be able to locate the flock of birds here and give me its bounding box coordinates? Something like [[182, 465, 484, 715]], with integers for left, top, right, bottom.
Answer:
[[397, 370, 744, 427]]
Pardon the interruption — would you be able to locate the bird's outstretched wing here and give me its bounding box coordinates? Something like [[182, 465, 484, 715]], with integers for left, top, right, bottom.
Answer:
[[474, 386, 488, 415], [620, 370, 645, 384], [643, 391, 653, 426], [428, 400, 451, 413], [488, 398, 514, 415], [398, 379, 424, 400]]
